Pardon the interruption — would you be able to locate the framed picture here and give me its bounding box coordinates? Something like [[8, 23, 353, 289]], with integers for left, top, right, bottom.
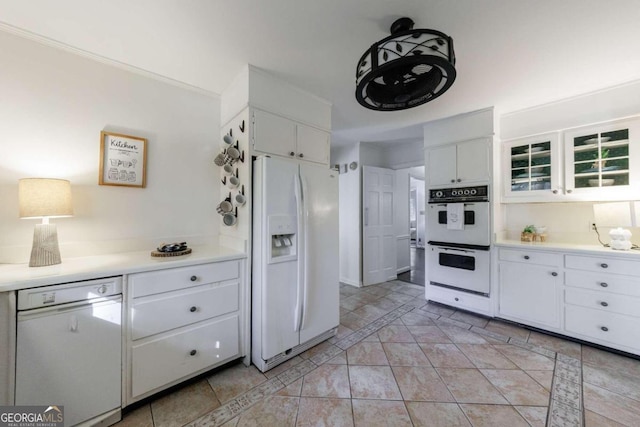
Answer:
[[99, 131, 147, 188]]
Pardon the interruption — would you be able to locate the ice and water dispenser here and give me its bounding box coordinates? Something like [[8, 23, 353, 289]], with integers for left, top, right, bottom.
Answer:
[[268, 215, 297, 262]]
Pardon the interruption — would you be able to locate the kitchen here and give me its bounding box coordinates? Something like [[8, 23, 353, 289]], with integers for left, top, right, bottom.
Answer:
[[1, 1, 640, 426]]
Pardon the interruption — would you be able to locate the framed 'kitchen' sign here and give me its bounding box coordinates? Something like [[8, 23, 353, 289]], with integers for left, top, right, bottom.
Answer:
[[99, 131, 147, 188]]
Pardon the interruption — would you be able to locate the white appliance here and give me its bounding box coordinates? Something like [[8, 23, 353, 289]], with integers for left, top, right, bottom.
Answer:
[[428, 244, 491, 295], [252, 156, 339, 372], [427, 185, 490, 247], [15, 278, 122, 426], [427, 185, 491, 296]]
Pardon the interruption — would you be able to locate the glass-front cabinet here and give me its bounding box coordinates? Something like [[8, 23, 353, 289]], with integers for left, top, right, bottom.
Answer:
[[503, 133, 561, 199], [564, 119, 638, 199], [502, 118, 639, 202]]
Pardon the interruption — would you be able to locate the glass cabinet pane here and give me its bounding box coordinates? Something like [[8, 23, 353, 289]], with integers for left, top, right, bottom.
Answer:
[[509, 140, 552, 193], [571, 128, 629, 189]]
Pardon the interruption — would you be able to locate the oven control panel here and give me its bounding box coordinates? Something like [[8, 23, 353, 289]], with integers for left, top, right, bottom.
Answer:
[[429, 185, 489, 203]]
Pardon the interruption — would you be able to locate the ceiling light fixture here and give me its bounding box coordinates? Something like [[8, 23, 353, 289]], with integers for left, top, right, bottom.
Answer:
[[355, 17, 457, 111]]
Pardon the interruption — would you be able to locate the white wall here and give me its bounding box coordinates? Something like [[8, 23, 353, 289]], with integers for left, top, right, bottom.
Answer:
[[0, 31, 220, 263], [331, 143, 361, 286], [424, 107, 495, 147]]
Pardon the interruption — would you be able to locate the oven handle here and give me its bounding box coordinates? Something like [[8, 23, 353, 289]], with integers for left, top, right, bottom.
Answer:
[[440, 247, 474, 253], [434, 203, 476, 207]]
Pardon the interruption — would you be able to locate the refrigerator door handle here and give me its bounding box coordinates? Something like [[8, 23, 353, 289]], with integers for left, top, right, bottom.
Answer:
[[300, 174, 310, 331], [293, 172, 304, 332]]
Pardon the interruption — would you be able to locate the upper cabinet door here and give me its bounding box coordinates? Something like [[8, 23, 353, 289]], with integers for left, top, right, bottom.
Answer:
[[253, 110, 296, 158], [427, 138, 491, 187], [503, 132, 561, 201], [563, 118, 640, 201], [427, 144, 457, 186], [456, 138, 491, 184], [296, 124, 330, 165]]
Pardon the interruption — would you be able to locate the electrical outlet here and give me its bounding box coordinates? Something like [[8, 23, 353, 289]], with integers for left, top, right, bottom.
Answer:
[[591, 222, 597, 231]]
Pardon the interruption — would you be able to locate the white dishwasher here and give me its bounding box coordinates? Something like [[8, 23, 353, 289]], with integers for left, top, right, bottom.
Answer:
[[15, 277, 123, 427]]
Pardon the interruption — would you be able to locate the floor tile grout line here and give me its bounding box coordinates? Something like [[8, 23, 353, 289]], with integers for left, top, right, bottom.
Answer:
[[186, 286, 588, 427]]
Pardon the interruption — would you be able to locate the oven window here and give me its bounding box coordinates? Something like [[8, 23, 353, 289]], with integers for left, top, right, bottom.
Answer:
[[439, 252, 475, 271], [438, 211, 475, 225]]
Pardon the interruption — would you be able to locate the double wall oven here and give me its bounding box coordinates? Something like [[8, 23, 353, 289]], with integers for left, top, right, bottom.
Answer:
[[427, 185, 491, 296]]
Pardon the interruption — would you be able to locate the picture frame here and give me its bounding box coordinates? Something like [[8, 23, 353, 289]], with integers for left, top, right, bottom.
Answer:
[[99, 131, 147, 188]]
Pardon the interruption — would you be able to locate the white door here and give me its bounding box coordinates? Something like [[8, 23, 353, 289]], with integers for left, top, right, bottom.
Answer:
[[427, 145, 457, 186], [296, 124, 330, 165], [362, 166, 397, 286], [254, 157, 300, 360], [16, 299, 122, 427], [456, 138, 491, 184], [299, 163, 339, 343], [253, 109, 296, 158]]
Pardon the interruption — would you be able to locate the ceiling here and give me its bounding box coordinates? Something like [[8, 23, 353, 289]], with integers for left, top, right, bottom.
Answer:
[[1, 0, 639, 146]]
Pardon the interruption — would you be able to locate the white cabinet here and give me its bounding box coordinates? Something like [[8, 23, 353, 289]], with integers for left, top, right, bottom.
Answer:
[[563, 119, 639, 199], [563, 253, 640, 354], [502, 118, 640, 202], [126, 260, 244, 403], [497, 245, 640, 356], [498, 248, 561, 330], [427, 138, 491, 186], [253, 109, 330, 165], [502, 132, 562, 200]]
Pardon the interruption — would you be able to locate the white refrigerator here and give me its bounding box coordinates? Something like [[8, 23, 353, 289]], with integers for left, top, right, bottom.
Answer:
[[252, 156, 339, 372]]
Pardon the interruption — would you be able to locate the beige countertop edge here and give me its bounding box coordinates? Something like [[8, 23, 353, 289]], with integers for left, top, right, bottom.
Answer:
[[495, 239, 640, 258], [0, 245, 246, 292]]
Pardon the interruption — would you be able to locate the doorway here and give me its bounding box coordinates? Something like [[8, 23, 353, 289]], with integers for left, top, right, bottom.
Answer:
[[398, 172, 426, 286]]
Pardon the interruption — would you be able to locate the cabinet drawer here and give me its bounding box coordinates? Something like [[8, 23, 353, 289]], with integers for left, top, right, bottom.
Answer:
[[427, 285, 492, 316], [565, 255, 640, 277], [565, 287, 640, 318], [499, 249, 561, 266], [131, 282, 239, 340], [130, 261, 239, 298], [131, 314, 239, 398], [565, 270, 640, 297], [565, 305, 640, 352]]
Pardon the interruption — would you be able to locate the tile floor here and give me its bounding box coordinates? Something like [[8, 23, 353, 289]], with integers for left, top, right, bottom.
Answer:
[[114, 280, 640, 427]]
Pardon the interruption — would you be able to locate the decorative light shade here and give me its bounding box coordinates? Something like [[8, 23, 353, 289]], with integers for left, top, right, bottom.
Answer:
[[19, 178, 73, 219], [356, 17, 456, 111], [18, 178, 73, 267]]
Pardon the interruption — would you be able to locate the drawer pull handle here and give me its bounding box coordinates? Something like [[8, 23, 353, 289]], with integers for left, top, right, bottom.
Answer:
[[551, 272, 558, 277], [523, 255, 530, 260], [454, 297, 459, 301], [600, 301, 609, 307], [298, 153, 304, 158], [600, 282, 608, 288], [190, 275, 198, 282], [190, 306, 197, 312], [601, 326, 608, 332], [289, 151, 295, 156], [190, 349, 197, 356], [600, 263, 608, 269]]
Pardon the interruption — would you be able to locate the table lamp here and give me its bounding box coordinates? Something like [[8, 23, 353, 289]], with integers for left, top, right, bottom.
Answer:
[[18, 178, 73, 267], [593, 201, 637, 251]]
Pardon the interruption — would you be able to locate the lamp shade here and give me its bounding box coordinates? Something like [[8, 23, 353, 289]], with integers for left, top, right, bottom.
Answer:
[[593, 201, 635, 228], [18, 178, 73, 219]]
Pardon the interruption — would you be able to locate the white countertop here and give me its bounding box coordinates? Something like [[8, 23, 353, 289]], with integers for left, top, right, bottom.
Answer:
[[495, 239, 640, 259], [0, 245, 246, 292]]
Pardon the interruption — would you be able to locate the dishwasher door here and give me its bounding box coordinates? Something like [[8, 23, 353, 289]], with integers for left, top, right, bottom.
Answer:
[[15, 296, 122, 426]]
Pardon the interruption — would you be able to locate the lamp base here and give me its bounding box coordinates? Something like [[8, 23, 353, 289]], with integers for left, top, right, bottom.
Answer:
[[29, 223, 62, 267]]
